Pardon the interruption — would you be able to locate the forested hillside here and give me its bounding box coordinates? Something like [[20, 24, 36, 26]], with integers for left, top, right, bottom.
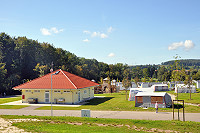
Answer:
[[0, 33, 128, 94], [161, 59, 200, 69], [1, 32, 200, 94]]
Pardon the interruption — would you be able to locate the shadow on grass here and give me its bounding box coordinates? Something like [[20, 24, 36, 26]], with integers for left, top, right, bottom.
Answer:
[[84, 97, 114, 105], [170, 104, 184, 109]]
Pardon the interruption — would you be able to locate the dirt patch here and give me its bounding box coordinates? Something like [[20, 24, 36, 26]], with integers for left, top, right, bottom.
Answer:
[[0, 118, 31, 133], [5, 118, 179, 133]]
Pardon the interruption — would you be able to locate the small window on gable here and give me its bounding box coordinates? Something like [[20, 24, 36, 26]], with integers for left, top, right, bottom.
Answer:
[[84, 90, 87, 94]]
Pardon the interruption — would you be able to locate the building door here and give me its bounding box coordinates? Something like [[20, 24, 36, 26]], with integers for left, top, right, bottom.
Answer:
[[78, 91, 80, 102], [143, 96, 151, 107], [45, 91, 50, 103]]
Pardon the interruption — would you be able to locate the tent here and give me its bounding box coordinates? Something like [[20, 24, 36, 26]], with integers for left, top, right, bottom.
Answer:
[[128, 87, 154, 101], [135, 92, 172, 108], [151, 84, 169, 91], [175, 84, 196, 93]]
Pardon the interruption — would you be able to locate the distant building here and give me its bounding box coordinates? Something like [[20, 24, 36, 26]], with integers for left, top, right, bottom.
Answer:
[[135, 92, 172, 108], [193, 80, 200, 89], [98, 78, 119, 93], [175, 84, 196, 93], [151, 84, 169, 91], [138, 82, 150, 88], [128, 88, 153, 101], [116, 82, 137, 90]]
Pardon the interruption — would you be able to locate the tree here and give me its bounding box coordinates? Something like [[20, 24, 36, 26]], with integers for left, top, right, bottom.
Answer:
[[34, 63, 49, 77], [143, 68, 150, 78], [0, 63, 7, 94], [122, 69, 131, 100], [133, 76, 139, 87], [171, 55, 181, 100], [157, 66, 168, 81]]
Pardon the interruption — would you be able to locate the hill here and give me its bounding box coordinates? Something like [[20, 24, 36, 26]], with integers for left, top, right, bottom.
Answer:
[[161, 59, 200, 68]]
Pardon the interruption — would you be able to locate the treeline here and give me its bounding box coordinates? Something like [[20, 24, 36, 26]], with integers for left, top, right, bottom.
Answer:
[[1, 33, 200, 94], [161, 59, 200, 69]]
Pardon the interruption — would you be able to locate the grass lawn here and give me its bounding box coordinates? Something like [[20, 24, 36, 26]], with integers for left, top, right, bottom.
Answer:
[[0, 96, 29, 109], [0, 105, 28, 109], [1, 115, 200, 133], [36, 91, 200, 113], [0, 96, 22, 104], [168, 89, 200, 104]]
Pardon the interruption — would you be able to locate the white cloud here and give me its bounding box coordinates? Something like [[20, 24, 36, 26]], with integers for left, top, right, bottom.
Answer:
[[168, 40, 195, 51], [40, 28, 51, 36], [168, 41, 183, 50], [108, 53, 115, 57], [100, 33, 108, 38], [91, 32, 108, 38], [107, 26, 113, 33], [40, 27, 63, 35], [50, 27, 64, 33], [184, 40, 194, 50], [83, 30, 90, 34], [91, 32, 99, 37], [83, 39, 90, 42], [83, 27, 113, 40]]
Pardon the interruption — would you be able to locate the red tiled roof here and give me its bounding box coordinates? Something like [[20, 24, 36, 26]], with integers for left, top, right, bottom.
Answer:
[[13, 69, 99, 90]]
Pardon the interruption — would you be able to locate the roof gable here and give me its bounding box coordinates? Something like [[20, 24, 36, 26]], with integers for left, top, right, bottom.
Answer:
[[13, 69, 99, 90]]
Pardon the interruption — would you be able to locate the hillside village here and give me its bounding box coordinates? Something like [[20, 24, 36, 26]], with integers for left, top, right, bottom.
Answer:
[[1, 0, 200, 132]]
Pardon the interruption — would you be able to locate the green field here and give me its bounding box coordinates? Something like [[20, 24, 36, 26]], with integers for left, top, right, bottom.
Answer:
[[0, 96, 22, 104], [0, 96, 28, 109], [168, 89, 200, 104], [1, 115, 199, 133], [36, 92, 200, 113]]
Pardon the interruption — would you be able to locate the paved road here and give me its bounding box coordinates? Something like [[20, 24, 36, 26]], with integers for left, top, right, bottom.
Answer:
[[0, 108, 199, 122]]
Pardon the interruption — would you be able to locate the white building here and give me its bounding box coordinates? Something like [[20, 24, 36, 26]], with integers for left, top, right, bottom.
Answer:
[[175, 84, 196, 93], [151, 84, 170, 91]]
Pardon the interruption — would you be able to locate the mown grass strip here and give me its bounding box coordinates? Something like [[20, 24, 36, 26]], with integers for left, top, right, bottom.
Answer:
[[0, 96, 21, 104], [1, 115, 200, 133], [0, 105, 29, 109]]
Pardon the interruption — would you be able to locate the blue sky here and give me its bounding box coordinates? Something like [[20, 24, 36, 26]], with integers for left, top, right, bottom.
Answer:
[[1, 0, 200, 65]]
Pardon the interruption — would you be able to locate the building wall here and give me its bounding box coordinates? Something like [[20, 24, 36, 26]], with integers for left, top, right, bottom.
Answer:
[[175, 85, 196, 93], [21, 87, 94, 104], [154, 85, 169, 91], [135, 96, 167, 108]]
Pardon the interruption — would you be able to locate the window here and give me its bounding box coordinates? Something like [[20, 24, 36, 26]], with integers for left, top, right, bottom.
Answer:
[[151, 96, 163, 104], [84, 90, 87, 94], [34, 90, 40, 92], [54, 90, 60, 93], [64, 91, 70, 93], [136, 96, 143, 103]]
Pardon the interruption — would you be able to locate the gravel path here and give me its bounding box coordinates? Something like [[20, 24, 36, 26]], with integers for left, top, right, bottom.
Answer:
[[0, 109, 199, 122], [0, 118, 30, 133]]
